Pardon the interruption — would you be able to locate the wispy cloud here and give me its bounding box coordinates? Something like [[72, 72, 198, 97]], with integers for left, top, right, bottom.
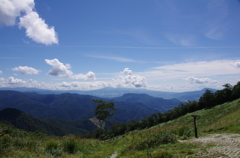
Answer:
[[86, 54, 143, 63], [204, 0, 228, 40], [166, 33, 195, 46], [22, 38, 30, 44], [156, 60, 239, 75], [185, 77, 217, 84], [140, 60, 240, 82]]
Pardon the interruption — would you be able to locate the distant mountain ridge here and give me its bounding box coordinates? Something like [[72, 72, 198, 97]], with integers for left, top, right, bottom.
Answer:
[[0, 87, 217, 101], [111, 93, 180, 111], [0, 90, 177, 123]]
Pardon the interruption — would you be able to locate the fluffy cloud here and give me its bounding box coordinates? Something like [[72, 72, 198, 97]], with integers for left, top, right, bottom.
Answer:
[[0, 0, 58, 45], [0, 77, 49, 89], [59, 81, 108, 90], [45, 59, 73, 78], [112, 68, 146, 88], [185, 77, 217, 84], [0, 70, 2, 74], [0, 77, 4, 82], [0, 0, 34, 25], [7, 76, 26, 85], [122, 68, 132, 75], [45, 58, 96, 80], [12, 66, 40, 75], [233, 62, 240, 69], [19, 11, 58, 45]]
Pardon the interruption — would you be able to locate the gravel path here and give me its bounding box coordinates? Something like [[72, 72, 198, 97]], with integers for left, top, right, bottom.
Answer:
[[180, 134, 240, 157], [110, 151, 117, 158]]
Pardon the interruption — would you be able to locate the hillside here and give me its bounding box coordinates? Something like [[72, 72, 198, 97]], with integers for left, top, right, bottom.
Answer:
[[0, 108, 117, 136], [0, 108, 66, 136], [111, 93, 180, 111], [0, 90, 180, 123], [0, 87, 216, 100], [0, 98, 239, 157]]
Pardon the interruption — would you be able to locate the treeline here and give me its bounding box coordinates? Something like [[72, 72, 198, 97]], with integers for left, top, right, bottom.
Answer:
[[83, 81, 240, 140]]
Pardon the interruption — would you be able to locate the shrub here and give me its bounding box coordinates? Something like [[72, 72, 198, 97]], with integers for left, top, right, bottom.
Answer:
[[152, 150, 173, 158], [63, 138, 78, 154], [129, 131, 177, 150], [12, 138, 26, 149], [45, 140, 58, 150], [0, 134, 11, 156], [45, 140, 62, 157], [176, 125, 192, 138]]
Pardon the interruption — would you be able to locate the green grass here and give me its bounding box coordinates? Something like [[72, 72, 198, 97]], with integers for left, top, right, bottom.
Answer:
[[0, 98, 239, 157]]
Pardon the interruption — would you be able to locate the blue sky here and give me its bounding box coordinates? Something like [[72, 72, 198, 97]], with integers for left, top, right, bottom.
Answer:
[[0, 0, 240, 92]]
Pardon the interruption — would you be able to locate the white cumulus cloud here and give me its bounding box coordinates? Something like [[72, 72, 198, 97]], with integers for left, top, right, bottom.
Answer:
[[45, 58, 96, 81], [0, 0, 58, 45], [233, 62, 240, 69], [0, 77, 44, 88], [0, 0, 34, 25], [111, 68, 147, 88], [19, 11, 58, 45], [122, 68, 132, 75], [7, 76, 26, 85], [185, 77, 217, 84], [0, 70, 2, 74], [12, 66, 40, 75], [45, 58, 73, 78]]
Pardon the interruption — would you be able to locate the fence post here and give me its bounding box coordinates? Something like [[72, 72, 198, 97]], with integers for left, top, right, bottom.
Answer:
[[191, 115, 200, 138]]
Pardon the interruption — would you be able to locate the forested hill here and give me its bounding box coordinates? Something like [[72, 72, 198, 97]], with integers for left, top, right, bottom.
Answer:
[[0, 108, 109, 136], [0, 87, 217, 100], [0, 108, 66, 136], [111, 93, 180, 111], [0, 90, 180, 123], [83, 82, 240, 139]]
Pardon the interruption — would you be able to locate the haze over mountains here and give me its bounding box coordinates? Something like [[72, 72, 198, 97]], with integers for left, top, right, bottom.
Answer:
[[0, 87, 216, 101], [0, 87, 216, 136], [0, 90, 183, 122]]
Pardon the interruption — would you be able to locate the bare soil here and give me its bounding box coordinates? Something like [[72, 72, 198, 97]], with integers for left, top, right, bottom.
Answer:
[[180, 134, 240, 158]]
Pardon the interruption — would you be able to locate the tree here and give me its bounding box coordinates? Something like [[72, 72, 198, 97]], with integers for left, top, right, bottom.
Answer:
[[232, 81, 240, 100], [92, 99, 117, 130], [222, 83, 233, 102], [198, 89, 214, 108]]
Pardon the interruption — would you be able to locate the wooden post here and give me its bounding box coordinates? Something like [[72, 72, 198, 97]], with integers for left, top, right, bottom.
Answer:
[[191, 115, 200, 138]]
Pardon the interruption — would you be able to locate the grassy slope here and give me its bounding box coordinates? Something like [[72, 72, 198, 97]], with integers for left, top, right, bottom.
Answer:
[[0, 98, 239, 158], [163, 98, 240, 134]]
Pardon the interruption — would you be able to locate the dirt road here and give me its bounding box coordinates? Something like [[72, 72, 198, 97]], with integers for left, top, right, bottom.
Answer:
[[180, 134, 240, 157]]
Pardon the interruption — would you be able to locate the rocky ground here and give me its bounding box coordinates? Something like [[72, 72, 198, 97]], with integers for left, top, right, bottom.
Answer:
[[180, 134, 240, 158]]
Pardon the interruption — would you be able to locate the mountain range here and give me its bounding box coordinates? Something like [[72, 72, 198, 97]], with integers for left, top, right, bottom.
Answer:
[[0, 108, 108, 136], [0, 87, 217, 101], [0, 90, 182, 123], [0, 88, 217, 136]]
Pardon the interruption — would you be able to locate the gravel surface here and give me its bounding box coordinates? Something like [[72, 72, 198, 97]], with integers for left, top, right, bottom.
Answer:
[[180, 134, 240, 158]]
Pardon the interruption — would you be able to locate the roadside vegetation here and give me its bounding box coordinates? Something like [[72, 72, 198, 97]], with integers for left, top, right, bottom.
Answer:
[[0, 82, 240, 157]]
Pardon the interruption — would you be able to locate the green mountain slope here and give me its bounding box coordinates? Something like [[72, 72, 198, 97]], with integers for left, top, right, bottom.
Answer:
[[1, 98, 239, 157], [0, 108, 116, 136], [163, 98, 240, 133], [0, 108, 66, 136], [0, 90, 175, 123], [111, 93, 180, 111]]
